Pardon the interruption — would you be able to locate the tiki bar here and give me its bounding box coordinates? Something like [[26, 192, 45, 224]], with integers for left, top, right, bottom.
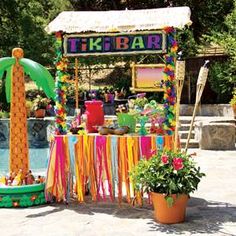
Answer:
[[44, 6, 192, 203]]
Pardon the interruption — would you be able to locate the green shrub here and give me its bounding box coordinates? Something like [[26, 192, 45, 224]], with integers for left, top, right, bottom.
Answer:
[[230, 89, 236, 105], [208, 61, 235, 103]]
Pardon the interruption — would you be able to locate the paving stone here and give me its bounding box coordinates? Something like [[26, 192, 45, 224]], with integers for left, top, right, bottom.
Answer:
[[0, 149, 236, 235], [199, 123, 235, 150]]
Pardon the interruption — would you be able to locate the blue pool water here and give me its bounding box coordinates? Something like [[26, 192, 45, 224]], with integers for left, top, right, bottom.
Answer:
[[0, 148, 49, 176]]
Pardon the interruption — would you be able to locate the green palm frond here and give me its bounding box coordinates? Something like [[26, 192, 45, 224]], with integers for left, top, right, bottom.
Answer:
[[0, 57, 15, 79], [5, 66, 12, 103], [19, 58, 55, 100]]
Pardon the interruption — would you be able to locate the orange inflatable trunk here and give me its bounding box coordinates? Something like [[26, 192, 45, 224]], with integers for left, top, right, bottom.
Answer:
[[9, 48, 29, 176]]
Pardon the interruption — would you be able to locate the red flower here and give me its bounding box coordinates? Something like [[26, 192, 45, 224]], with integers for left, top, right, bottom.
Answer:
[[156, 128, 164, 135], [150, 149, 157, 156], [161, 155, 169, 164], [173, 157, 184, 171], [150, 126, 157, 133], [55, 31, 62, 38], [164, 67, 170, 73], [31, 195, 37, 201], [163, 26, 174, 34]]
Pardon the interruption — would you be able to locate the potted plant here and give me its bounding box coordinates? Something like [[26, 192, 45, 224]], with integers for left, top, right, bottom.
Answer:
[[230, 88, 236, 118], [26, 100, 33, 117], [130, 150, 205, 224], [0, 110, 10, 118], [32, 95, 49, 118]]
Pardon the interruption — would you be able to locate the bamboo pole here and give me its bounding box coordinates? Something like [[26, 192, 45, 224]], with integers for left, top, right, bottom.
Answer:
[[174, 57, 185, 152], [130, 62, 135, 89], [184, 60, 210, 153], [88, 67, 92, 91], [75, 58, 79, 112]]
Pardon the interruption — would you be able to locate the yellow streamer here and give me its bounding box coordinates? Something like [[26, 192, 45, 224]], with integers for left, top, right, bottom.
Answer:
[[87, 135, 97, 201], [75, 135, 84, 202], [151, 135, 156, 152], [127, 137, 134, 198]]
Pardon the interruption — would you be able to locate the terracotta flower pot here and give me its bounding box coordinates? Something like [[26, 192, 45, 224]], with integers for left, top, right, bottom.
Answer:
[[151, 192, 189, 224], [34, 109, 46, 118]]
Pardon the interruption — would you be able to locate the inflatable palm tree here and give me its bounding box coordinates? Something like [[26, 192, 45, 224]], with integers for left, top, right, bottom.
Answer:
[[0, 48, 55, 176]]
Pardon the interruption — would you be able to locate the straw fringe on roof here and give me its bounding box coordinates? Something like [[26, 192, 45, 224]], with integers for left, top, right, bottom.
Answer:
[[45, 7, 192, 34]]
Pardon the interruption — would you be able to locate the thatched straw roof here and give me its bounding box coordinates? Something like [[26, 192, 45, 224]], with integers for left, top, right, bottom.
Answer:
[[45, 7, 191, 34]]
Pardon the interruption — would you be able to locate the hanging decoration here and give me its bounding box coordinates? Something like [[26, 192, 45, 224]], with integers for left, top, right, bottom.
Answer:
[[45, 134, 174, 204], [162, 27, 178, 135], [54, 31, 69, 135]]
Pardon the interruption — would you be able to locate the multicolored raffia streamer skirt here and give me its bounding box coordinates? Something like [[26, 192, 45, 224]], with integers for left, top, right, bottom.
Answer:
[[45, 134, 174, 204]]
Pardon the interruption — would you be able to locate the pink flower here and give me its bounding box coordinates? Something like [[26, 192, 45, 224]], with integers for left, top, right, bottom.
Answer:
[[161, 155, 169, 164], [150, 149, 157, 156], [172, 157, 184, 171]]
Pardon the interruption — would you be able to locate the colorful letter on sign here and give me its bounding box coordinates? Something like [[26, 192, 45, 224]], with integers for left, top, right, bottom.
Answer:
[[64, 31, 167, 57]]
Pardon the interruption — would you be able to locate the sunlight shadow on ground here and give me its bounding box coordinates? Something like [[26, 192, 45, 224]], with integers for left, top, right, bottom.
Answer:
[[26, 207, 63, 218], [25, 197, 236, 235], [26, 198, 153, 219], [148, 197, 236, 235]]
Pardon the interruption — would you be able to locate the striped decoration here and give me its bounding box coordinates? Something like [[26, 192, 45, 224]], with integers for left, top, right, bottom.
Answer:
[[45, 134, 174, 203]]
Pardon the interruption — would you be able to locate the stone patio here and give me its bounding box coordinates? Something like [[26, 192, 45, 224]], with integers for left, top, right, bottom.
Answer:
[[0, 148, 236, 236]]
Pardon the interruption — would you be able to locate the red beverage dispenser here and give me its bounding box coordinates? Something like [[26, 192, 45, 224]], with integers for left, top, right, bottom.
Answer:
[[85, 100, 104, 133]]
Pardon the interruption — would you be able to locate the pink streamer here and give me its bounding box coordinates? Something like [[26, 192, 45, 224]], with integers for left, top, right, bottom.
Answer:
[[102, 137, 113, 201], [95, 136, 113, 201], [140, 136, 152, 159], [57, 137, 67, 200], [96, 136, 106, 201], [54, 137, 60, 198]]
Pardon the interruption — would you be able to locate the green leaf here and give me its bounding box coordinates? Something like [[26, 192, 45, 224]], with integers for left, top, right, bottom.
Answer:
[[5, 66, 12, 103], [165, 196, 174, 208], [0, 57, 15, 79], [19, 58, 55, 100]]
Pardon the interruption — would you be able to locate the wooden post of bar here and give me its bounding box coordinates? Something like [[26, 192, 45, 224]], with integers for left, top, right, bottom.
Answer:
[[88, 67, 92, 91], [75, 58, 79, 111], [131, 62, 135, 89]]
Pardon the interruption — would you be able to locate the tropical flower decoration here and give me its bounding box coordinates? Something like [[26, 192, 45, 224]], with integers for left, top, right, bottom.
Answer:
[[130, 150, 205, 205], [54, 31, 69, 135], [143, 100, 165, 135], [162, 26, 178, 135]]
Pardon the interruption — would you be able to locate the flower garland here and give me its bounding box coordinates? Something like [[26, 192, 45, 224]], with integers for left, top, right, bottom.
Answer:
[[54, 32, 69, 135], [162, 27, 178, 135], [0, 192, 46, 207]]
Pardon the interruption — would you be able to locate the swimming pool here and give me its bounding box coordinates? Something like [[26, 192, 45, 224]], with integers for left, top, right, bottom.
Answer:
[[0, 148, 49, 176]]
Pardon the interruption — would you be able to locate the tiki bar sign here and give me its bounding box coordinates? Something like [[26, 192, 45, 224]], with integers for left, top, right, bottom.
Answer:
[[63, 31, 167, 56]]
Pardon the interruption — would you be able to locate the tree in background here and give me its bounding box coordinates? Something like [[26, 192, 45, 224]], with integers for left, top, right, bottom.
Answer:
[[0, 0, 235, 103], [69, 0, 234, 58], [0, 0, 72, 65], [206, 0, 236, 101], [1, 0, 234, 64]]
